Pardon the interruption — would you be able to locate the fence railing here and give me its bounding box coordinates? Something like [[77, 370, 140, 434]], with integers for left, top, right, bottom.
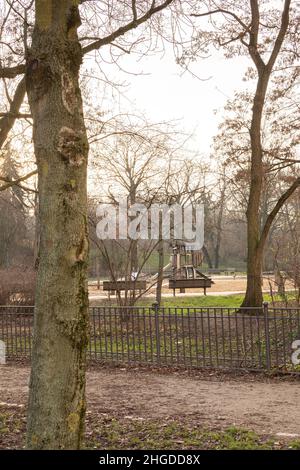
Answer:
[[0, 304, 300, 373]]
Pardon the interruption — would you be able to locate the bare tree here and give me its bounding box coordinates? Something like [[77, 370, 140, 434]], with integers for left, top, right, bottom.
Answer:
[[186, 0, 300, 306], [214, 80, 299, 289], [0, 0, 180, 449]]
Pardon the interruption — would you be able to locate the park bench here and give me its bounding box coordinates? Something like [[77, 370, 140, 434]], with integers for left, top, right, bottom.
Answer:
[[102, 280, 147, 297]]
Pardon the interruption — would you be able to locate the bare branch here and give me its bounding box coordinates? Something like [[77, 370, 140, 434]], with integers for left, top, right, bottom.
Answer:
[[259, 176, 300, 251], [0, 64, 26, 79], [0, 77, 26, 149], [191, 9, 248, 31], [248, 0, 265, 70], [0, 112, 31, 118], [82, 0, 174, 55], [132, 0, 138, 21], [267, 0, 291, 70], [0, 169, 37, 192]]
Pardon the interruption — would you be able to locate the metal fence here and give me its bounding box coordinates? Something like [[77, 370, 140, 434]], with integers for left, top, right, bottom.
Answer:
[[1, 304, 300, 373]]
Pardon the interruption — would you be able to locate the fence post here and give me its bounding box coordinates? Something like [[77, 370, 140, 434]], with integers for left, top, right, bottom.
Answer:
[[263, 301, 271, 372], [152, 301, 161, 364]]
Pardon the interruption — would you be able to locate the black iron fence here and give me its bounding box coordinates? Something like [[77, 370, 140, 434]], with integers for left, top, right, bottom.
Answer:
[[1, 304, 300, 373]]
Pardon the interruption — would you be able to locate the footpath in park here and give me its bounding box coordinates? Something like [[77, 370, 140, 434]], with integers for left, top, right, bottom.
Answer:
[[0, 365, 300, 439]]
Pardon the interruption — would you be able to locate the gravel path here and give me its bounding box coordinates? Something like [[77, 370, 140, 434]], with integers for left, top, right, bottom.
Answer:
[[1, 365, 300, 437]]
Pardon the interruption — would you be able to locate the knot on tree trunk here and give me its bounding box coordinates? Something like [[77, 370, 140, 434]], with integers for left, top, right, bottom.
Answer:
[[26, 58, 53, 102], [53, 302, 89, 348], [62, 72, 78, 114], [57, 127, 87, 166]]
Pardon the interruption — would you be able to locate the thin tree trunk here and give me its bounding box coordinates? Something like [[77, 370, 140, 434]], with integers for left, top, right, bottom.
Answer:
[[202, 245, 213, 269], [156, 239, 164, 306], [26, 0, 89, 449], [214, 184, 225, 269], [129, 188, 138, 273]]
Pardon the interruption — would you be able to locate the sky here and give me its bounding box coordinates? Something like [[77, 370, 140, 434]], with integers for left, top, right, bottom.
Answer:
[[125, 53, 251, 154], [90, 43, 252, 157], [85, 37, 253, 196]]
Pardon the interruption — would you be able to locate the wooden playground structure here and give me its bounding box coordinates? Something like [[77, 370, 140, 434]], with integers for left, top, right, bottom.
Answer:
[[168, 242, 214, 296], [101, 241, 213, 297]]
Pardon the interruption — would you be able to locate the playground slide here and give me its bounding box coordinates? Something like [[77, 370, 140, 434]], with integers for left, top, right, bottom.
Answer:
[[149, 262, 172, 280]]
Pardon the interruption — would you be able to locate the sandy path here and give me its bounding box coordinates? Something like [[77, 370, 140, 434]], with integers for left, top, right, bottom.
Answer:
[[89, 276, 295, 299], [1, 365, 300, 437]]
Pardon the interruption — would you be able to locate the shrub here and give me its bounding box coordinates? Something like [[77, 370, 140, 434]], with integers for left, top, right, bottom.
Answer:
[[0, 267, 36, 305]]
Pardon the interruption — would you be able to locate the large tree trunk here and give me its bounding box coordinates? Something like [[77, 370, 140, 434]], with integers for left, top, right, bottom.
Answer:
[[242, 0, 291, 309], [242, 72, 269, 308], [242, 245, 264, 308], [26, 0, 89, 449], [243, 176, 300, 308], [33, 190, 40, 269]]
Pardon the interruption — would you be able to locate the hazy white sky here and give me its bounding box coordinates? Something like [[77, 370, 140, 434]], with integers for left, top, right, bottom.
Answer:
[[95, 45, 252, 156]]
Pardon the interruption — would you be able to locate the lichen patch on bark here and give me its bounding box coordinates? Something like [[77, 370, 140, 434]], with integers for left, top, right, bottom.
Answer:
[[42, 161, 49, 177], [36, 0, 52, 31], [26, 0, 88, 450], [67, 412, 80, 433]]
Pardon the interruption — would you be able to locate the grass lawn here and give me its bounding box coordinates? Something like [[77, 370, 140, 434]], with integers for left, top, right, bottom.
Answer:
[[137, 292, 297, 309], [1, 406, 300, 450], [150, 294, 245, 308], [89, 294, 246, 308]]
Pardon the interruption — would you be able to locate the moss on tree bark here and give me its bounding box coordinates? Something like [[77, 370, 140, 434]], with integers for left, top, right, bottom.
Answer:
[[26, 0, 89, 449]]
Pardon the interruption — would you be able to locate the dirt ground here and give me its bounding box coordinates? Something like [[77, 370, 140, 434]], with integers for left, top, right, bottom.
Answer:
[[89, 275, 295, 299], [1, 364, 300, 439]]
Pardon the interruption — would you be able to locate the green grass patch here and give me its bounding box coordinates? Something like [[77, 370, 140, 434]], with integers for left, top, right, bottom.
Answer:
[[137, 294, 245, 308], [1, 405, 300, 451], [85, 417, 294, 450], [0, 408, 26, 449], [137, 292, 299, 309]]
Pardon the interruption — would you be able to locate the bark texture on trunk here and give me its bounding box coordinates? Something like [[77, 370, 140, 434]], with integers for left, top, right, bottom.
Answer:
[[26, 0, 89, 449], [156, 239, 164, 306], [214, 183, 225, 269], [202, 245, 213, 269], [242, 72, 269, 308], [242, 0, 291, 308]]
